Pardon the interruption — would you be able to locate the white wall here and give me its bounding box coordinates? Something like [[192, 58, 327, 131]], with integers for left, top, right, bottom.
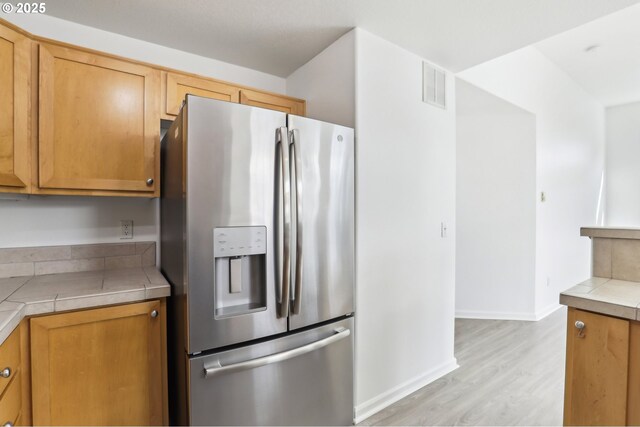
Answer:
[[455, 80, 537, 320], [0, 14, 285, 250], [286, 30, 355, 128], [284, 29, 458, 420], [459, 46, 606, 318], [354, 29, 457, 421], [605, 101, 640, 226]]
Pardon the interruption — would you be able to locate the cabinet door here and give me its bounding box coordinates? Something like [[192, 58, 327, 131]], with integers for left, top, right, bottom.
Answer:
[[240, 89, 305, 115], [0, 23, 30, 193], [30, 300, 165, 426], [564, 308, 629, 426], [164, 72, 239, 117], [38, 44, 160, 195], [628, 322, 640, 425]]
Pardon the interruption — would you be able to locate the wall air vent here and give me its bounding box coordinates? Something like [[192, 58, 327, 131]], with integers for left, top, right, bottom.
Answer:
[[423, 62, 446, 109]]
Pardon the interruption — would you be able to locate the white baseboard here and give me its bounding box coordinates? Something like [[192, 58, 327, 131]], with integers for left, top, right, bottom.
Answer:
[[534, 303, 563, 321], [455, 304, 563, 322], [353, 358, 459, 424]]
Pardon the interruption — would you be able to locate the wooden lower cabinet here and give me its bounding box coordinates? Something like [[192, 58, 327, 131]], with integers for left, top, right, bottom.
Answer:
[[0, 370, 21, 425], [564, 307, 640, 426], [29, 300, 167, 426], [0, 324, 24, 426]]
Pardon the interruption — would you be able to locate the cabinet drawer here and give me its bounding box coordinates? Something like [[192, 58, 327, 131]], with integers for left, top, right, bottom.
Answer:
[[0, 327, 20, 397], [0, 370, 22, 426]]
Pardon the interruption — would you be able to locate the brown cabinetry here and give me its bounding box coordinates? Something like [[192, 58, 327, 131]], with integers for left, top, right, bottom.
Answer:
[[0, 323, 25, 426], [163, 71, 239, 118], [0, 371, 21, 426], [563, 307, 640, 426], [0, 23, 30, 194], [240, 88, 306, 115], [30, 300, 167, 425], [162, 72, 306, 119], [0, 17, 306, 198], [38, 43, 161, 196]]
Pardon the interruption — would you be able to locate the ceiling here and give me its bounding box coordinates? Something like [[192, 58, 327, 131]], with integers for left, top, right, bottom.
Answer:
[[43, 0, 640, 77], [536, 3, 640, 107]]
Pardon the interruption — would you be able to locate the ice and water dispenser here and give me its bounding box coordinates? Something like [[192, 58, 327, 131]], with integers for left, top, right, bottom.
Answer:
[[213, 226, 267, 318]]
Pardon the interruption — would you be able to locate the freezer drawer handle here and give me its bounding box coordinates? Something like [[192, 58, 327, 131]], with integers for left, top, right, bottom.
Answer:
[[203, 327, 350, 378]]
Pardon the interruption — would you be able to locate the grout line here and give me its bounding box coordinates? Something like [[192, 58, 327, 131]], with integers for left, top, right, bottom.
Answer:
[[609, 238, 613, 278]]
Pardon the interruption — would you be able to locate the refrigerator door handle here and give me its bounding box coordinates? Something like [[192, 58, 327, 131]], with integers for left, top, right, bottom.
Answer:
[[291, 129, 303, 314], [277, 127, 291, 318], [203, 327, 350, 378]]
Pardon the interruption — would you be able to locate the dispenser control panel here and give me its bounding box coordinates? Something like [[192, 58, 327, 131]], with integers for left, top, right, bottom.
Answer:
[[213, 226, 267, 258]]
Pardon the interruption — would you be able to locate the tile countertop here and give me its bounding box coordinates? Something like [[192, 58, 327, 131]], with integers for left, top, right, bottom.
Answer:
[[581, 226, 640, 240], [560, 277, 640, 320], [0, 266, 170, 345]]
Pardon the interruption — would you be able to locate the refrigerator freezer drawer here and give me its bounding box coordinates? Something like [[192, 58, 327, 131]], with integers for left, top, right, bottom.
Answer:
[[188, 317, 354, 426]]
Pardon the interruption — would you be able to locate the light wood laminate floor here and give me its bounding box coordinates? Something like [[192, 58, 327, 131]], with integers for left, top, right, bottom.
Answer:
[[360, 307, 567, 426]]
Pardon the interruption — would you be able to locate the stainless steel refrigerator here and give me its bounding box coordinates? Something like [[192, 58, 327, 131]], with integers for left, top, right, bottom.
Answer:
[[160, 95, 355, 426]]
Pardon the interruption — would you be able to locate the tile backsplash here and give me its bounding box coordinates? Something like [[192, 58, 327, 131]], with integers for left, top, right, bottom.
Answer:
[[592, 237, 640, 282], [0, 242, 156, 279]]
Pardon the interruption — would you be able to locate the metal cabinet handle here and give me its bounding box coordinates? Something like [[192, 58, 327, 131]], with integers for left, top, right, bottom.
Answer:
[[0, 367, 10, 378], [204, 327, 351, 378], [575, 320, 586, 338], [4, 422, 13, 427], [146, 178, 154, 186], [150, 310, 158, 318], [290, 129, 303, 315]]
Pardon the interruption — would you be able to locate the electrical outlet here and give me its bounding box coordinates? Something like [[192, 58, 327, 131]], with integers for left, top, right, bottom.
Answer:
[[120, 220, 133, 239]]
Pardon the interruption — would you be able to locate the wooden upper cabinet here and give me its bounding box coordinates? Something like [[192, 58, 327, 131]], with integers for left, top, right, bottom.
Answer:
[[0, 23, 30, 193], [240, 89, 306, 115], [163, 71, 239, 117], [0, 19, 306, 198], [38, 43, 160, 196], [30, 300, 166, 426], [564, 308, 630, 426]]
